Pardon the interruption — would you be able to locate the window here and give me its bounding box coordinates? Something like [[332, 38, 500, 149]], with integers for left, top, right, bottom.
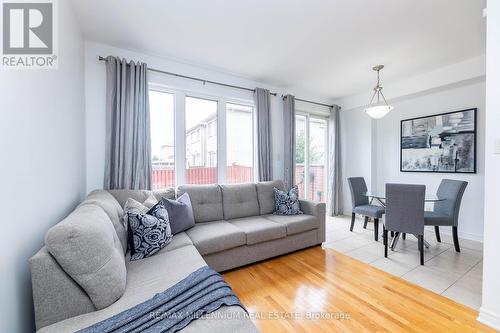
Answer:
[[295, 114, 327, 202], [226, 103, 254, 184], [208, 151, 216, 167], [309, 118, 327, 202], [149, 88, 256, 186], [295, 115, 306, 199], [149, 90, 175, 189], [208, 121, 216, 137], [185, 96, 218, 184]]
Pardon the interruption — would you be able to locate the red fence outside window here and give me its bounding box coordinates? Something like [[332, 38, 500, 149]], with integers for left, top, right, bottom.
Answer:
[[152, 164, 253, 190]]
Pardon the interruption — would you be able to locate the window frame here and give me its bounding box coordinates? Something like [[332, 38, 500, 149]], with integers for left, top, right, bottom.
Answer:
[[148, 83, 257, 186]]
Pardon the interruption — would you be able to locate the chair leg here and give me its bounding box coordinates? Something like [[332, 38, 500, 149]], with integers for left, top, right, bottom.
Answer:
[[350, 213, 356, 232], [402, 233, 406, 240], [434, 226, 441, 243], [452, 226, 460, 252], [418, 235, 424, 265], [374, 218, 379, 241], [363, 216, 368, 229], [383, 227, 388, 258], [390, 231, 394, 238]]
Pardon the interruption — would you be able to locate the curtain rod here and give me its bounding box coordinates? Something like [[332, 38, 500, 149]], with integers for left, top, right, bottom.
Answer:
[[294, 97, 337, 109], [99, 56, 339, 109], [98, 56, 278, 96]]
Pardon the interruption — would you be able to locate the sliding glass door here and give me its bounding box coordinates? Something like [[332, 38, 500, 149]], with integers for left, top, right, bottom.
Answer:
[[295, 114, 328, 202]]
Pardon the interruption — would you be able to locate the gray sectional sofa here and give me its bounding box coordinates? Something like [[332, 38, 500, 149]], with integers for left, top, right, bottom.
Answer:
[[30, 180, 326, 332]]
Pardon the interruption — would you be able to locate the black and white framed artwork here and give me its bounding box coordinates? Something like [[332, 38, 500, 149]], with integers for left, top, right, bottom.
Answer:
[[400, 108, 477, 173]]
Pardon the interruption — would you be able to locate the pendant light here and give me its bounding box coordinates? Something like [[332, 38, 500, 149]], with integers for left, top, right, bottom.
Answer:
[[365, 65, 394, 119]]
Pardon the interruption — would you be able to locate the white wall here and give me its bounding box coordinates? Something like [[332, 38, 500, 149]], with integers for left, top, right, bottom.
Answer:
[[0, 2, 86, 333], [338, 59, 486, 242], [374, 80, 485, 241], [84, 41, 333, 192], [478, 0, 500, 329], [340, 108, 375, 213]]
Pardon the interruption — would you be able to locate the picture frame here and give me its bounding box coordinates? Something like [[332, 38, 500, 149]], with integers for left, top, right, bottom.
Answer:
[[400, 108, 477, 173]]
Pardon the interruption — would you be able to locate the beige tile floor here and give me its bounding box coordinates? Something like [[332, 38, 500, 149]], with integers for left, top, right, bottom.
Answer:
[[323, 215, 483, 310]]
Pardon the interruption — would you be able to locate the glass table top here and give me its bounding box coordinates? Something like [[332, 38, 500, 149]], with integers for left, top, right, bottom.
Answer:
[[362, 192, 443, 202]]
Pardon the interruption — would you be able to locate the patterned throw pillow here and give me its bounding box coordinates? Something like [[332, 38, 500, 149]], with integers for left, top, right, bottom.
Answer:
[[273, 185, 303, 215], [127, 201, 172, 261], [122, 194, 158, 228]]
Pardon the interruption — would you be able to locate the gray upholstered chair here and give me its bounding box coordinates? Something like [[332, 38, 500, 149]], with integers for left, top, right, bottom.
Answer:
[[383, 184, 426, 265], [347, 177, 385, 241], [425, 179, 468, 252]]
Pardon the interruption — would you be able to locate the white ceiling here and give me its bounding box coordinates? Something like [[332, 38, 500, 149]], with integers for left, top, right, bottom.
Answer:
[[71, 0, 486, 99]]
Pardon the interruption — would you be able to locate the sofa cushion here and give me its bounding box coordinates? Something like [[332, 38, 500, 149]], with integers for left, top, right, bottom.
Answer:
[[256, 180, 285, 215], [80, 190, 127, 253], [178, 185, 223, 223], [228, 216, 286, 245], [263, 214, 319, 235], [157, 231, 193, 254], [160, 193, 195, 234], [186, 221, 246, 255], [37, 245, 258, 333], [108, 189, 175, 208], [45, 204, 126, 310], [220, 183, 260, 220]]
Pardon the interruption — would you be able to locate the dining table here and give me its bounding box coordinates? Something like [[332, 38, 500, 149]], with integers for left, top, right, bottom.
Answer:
[[362, 192, 444, 250]]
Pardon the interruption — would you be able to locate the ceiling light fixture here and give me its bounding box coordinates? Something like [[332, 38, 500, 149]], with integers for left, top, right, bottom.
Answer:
[[365, 65, 394, 119]]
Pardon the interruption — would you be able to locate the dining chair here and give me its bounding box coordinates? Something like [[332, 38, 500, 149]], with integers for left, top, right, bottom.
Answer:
[[383, 184, 426, 265], [347, 177, 385, 241], [425, 179, 468, 252]]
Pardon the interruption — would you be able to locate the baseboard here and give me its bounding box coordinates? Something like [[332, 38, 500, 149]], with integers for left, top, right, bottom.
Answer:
[[424, 226, 483, 242], [338, 214, 484, 242], [478, 307, 500, 330]]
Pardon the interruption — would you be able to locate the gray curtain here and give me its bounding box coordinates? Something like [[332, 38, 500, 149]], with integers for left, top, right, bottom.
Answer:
[[328, 105, 343, 215], [283, 94, 296, 189], [255, 88, 272, 181], [104, 56, 152, 190]]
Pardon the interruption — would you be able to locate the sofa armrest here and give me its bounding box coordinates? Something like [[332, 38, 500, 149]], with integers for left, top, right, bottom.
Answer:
[[299, 200, 326, 244], [30, 247, 96, 330]]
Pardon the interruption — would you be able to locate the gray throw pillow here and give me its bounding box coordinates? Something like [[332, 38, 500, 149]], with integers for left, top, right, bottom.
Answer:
[[273, 185, 303, 215], [160, 193, 195, 234], [128, 201, 172, 261]]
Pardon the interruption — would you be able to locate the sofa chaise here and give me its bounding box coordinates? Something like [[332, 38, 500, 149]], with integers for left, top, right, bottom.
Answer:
[[30, 180, 326, 332]]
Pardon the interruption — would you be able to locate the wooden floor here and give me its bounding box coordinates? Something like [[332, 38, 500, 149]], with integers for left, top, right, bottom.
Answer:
[[223, 246, 496, 333]]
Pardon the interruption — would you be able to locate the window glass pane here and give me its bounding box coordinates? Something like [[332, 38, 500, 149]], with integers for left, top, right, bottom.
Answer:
[[226, 103, 254, 184], [185, 97, 218, 184], [295, 115, 306, 199], [309, 118, 327, 202], [150, 90, 175, 189]]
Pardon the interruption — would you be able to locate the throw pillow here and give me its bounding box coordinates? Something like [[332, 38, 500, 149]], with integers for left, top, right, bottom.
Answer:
[[273, 185, 303, 215], [127, 201, 172, 260], [159, 193, 195, 234], [122, 194, 158, 227]]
